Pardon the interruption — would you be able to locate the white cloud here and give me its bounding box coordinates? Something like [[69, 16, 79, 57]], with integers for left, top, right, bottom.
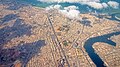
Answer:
[[54, 4, 62, 9], [60, 6, 80, 20], [82, 1, 119, 9], [44, 0, 119, 21], [108, 1, 119, 9], [45, 4, 62, 10], [39, 0, 119, 9], [102, 3, 108, 8], [60, 9, 80, 20], [45, 5, 54, 10], [82, 2, 104, 9], [64, 5, 78, 10], [81, 2, 109, 9], [46, 5, 80, 20]]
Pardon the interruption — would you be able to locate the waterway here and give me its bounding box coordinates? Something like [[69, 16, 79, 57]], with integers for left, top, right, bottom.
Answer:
[[108, 13, 120, 22], [84, 31, 120, 67]]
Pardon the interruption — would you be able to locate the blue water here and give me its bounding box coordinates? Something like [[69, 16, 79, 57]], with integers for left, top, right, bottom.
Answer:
[[22, 0, 120, 14], [84, 31, 120, 67], [20, 0, 120, 21]]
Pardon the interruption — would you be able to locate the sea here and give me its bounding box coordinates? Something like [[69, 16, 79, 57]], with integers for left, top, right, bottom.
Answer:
[[20, 0, 120, 18]]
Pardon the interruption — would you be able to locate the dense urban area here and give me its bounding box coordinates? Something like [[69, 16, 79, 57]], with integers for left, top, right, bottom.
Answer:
[[0, 0, 120, 67]]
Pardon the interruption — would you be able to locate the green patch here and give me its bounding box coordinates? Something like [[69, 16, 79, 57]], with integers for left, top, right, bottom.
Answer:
[[63, 40, 68, 46]]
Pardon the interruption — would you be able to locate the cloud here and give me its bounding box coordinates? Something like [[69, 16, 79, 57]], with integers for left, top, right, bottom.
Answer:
[[44, 0, 119, 21], [46, 5, 80, 20], [102, 3, 108, 8], [81, 2, 109, 9], [60, 6, 80, 20], [82, 2, 104, 9], [84, 1, 119, 9], [39, 0, 119, 9], [45, 4, 62, 10], [64, 5, 78, 10], [60, 9, 80, 20], [108, 1, 119, 9]]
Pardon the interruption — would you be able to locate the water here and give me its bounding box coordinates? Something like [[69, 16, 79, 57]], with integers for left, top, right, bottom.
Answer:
[[22, 0, 120, 14], [84, 31, 120, 67], [21, 0, 120, 20], [108, 13, 120, 22]]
